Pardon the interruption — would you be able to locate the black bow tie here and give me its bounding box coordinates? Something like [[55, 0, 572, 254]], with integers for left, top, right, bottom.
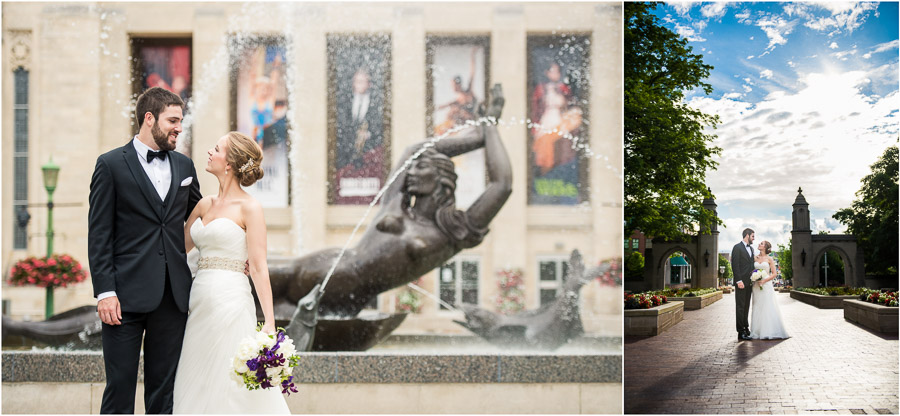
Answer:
[[147, 149, 168, 163]]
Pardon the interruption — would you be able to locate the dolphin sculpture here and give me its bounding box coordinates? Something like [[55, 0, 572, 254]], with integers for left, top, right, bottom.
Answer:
[[2, 305, 102, 349], [284, 283, 323, 351], [454, 250, 616, 350]]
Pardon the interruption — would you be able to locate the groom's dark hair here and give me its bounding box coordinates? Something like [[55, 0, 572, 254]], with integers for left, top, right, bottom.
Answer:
[[742, 228, 755, 238], [134, 87, 184, 128]]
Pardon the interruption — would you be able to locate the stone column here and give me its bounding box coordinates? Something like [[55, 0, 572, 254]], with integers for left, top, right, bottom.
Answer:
[[490, 5, 530, 306], [290, 4, 328, 255], [697, 192, 719, 288], [190, 6, 229, 198], [791, 187, 813, 287], [591, 3, 624, 263]]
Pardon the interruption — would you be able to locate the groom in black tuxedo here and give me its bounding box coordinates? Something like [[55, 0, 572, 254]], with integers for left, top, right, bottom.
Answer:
[[731, 228, 756, 341], [88, 87, 202, 413]]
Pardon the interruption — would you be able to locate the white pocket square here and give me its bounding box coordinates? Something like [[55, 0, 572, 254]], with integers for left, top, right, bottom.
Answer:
[[180, 177, 193, 187]]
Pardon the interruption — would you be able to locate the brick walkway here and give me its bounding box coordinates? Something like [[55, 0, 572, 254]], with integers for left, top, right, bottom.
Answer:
[[625, 292, 898, 414]]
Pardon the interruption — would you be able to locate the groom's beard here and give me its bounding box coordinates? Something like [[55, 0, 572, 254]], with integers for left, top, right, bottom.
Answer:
[[151, 121, 177, 151]]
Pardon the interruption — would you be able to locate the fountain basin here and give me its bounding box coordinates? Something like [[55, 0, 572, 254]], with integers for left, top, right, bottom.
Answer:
[[2, 350, 622, 414]]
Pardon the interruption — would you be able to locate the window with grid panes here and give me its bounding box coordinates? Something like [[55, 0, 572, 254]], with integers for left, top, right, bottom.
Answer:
[[538, 257, 569, 306], [438, 258, 479, 310], [13, 68, 28, 249]]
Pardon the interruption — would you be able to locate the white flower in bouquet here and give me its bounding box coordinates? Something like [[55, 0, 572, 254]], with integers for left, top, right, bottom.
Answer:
[[750, 269, 767, 291], [231, 326, 302, 396], [233, 356, 249, 374], [255, 330, 277, 349], [238, 339, 257, 361]]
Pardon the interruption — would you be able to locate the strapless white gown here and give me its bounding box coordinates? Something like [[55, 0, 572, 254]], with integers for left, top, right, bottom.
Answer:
[[173, 218, 290, 414], [749, 261, 790, 340]]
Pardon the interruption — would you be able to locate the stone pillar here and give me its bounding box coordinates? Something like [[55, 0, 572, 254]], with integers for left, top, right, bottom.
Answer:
[[490, 5, 529, 305], [791, 187, 813, 287], [854, 245, 866, 288], [191, 6, 229, 199], [697, 191, 719, 288], [290, 4, 328, 255], [590, 3, 623, 262]]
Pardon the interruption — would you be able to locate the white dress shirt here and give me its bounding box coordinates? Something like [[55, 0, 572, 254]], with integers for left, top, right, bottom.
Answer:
[[98, 136, 173, 302], [746, 242, 753, 258]]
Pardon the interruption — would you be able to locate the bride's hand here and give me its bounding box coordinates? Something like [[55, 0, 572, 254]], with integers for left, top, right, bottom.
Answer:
[[261, 322, 276, 335]]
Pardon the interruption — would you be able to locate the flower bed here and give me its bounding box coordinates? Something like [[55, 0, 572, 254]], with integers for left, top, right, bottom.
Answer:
[[790, 289, 860, 309], [624, 292, 668, 310], [858, 289, 899, 307], [667, 291, 723, 310], [795, 287, 867, 296], [624, 301, 684, 336], [637, 288, 722, 310], [843, 299, 899, 333], [647, 287, 719, 298]]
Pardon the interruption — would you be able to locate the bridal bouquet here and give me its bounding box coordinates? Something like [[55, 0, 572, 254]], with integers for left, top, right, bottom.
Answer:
[[750, 269, 767, 291], [231, 326, 301, 395]]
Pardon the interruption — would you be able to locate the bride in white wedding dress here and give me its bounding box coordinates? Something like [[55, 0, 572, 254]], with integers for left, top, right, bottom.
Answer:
[[173, 132, 290, 413], [749, 240, 790, 340]]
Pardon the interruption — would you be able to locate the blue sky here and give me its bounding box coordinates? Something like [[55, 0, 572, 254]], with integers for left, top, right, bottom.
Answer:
[[652, 2, 899, 249]]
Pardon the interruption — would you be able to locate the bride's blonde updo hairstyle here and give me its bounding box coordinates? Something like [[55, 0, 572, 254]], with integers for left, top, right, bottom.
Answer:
[[225, 131, 264, 187], [761, 240, 772, 254]]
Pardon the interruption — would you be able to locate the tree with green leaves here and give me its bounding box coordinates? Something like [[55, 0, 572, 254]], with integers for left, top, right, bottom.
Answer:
[[625, 251, 645, 281], [624, 2, 722, 241], [818, 249, 845, 286], [718, 254, 733, 285], [776, 239, 792, 284], [833, 146, 899, 276]]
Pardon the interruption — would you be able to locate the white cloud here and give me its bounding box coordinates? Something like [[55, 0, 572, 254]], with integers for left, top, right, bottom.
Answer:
[[735, 9, 752, 24], [760, 69, 774, 79], [787, 61, 796, 68], [804, 2, 879, 34], [750, 36, 755, 40], [832, 49, 858, 61], [747, 55, 755, 60], [719, 217, 796, 249], [756, 14, 797, 51], [700, 2, 728, 19], [863, 39, 900, 59], [694, 20, 708, 32], [670, 1, 695, 17], [829, 42, 839, 49], [688, 70, 899, 234], [764, 90, 786, 100], [743, 84, 753, 93], [723, 92, 743, 99], [783, 3, 814, 19], [673, 23, 706, 42]]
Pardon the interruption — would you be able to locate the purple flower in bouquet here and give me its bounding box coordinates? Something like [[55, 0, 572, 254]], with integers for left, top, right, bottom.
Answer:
[[232, 327, 301, 396]]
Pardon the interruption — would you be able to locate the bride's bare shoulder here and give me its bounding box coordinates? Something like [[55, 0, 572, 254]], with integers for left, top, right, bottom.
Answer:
[[238, 195, 264, 218]]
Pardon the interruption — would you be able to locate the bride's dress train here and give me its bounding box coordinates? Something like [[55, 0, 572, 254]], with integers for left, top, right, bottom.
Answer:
[[173, 218, 290, 413], [749, 260, 790, 340]]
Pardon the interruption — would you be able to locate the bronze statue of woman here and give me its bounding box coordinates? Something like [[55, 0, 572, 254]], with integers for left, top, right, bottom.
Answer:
[[269, 84, 510, 317]]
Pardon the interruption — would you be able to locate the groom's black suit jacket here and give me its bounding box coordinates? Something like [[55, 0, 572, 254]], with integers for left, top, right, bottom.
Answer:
[[88, 142, 201, 314], [730, 241, 755, 287]]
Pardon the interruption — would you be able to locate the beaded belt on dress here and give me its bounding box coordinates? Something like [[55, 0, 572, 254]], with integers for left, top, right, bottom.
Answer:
[[197, 256, 245, 273]]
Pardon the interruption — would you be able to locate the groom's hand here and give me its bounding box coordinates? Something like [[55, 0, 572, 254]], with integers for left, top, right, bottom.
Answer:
[[737, 281, 745, 289], [98, 297, 122, 325]]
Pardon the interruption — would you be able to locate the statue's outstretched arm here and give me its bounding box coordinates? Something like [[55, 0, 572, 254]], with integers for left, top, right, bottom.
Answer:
[[465, 85, 511, 229]]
